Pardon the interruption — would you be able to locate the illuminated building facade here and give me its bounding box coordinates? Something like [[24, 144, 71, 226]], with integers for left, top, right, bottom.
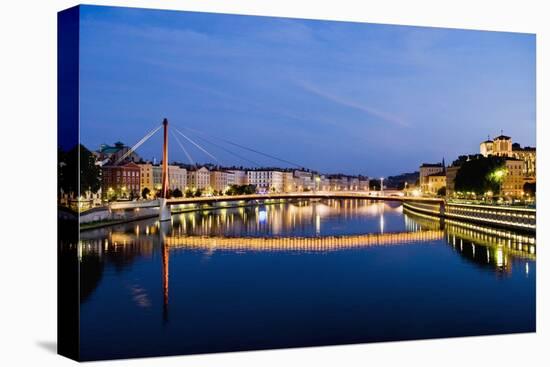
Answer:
[[501, 158, 525, 197], [480, 135, 536, 178], [210, 170, 229, 192], [187, 167, 210, 190], [282, 172, 295, 192], [227, 170, 247, 185], [247, 170, 283, 192], [445, 165, 460, 196], [168, 165, 187, 191], [425, 173, 446, 195], [101, 162, 141, 199], [137, 163, 154, 194], [419, 162, 444, 193]]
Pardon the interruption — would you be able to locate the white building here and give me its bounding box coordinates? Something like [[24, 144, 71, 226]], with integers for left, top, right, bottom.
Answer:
[[168, 165, 187, 191], [348, 177, 359, 190], [187, 167, 210, 190], [282, 172, 295, 192], [319, 176, 331, 191], [227, 170, 247, 186], [247, 170, 283, 192], [210, 170, 229, 192], [358, 178, 370, 191], [150, 164, 186, 192]]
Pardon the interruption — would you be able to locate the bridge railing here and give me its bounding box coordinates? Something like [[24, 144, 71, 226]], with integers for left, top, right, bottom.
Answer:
[[445, 203, 535, 231], [404, 201, 535, 232]]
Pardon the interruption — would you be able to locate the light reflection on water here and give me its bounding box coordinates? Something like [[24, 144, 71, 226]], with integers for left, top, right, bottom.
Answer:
[[71, 199, 535, 361], [166, 199, 404, 237]]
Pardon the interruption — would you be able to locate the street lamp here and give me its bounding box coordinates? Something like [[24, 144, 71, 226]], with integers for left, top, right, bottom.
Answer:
[[315, 176, 320, 193]]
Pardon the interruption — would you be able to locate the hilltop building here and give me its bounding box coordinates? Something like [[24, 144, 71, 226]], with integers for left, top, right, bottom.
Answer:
[[480, 134, 536, 177]]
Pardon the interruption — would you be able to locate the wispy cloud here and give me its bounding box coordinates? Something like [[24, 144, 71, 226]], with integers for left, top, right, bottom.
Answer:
[[296, 79, 409, 127]]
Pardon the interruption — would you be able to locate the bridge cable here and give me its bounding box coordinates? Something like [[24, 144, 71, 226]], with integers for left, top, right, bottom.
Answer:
[[114, 123, 163, 165], [170, 130, 195, 165], [181, 130, 263, 168], [173, 127, 220, 165], [176, 125, 305, 169]]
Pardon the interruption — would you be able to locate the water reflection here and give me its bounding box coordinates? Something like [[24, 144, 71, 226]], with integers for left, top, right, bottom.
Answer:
[[74, 200, 536, 310], [76, 199, 407, 307], [169, 199, 403, 237], [71, 199, 535, 360], [403, 209, 536, 274]]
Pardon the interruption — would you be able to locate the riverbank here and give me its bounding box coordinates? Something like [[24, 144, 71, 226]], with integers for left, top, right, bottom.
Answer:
[[403, 201, 535, 233], [79, 198, 301, 231]]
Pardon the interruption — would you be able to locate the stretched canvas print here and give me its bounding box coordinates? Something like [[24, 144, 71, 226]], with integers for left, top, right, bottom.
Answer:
[[58, 4, 536, 361]]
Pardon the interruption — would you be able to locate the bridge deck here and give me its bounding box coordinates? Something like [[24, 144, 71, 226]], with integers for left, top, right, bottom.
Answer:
[[166, 192, 443, 206]]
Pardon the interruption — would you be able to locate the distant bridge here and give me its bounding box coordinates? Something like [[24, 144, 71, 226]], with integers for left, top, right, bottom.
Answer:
[[166, 191, 441, 205], [108, 192, 443, 211]]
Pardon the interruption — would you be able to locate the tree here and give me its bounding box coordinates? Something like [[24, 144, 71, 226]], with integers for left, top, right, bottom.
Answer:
[[226, 184, 256, 195], [437, 187, 446, 197], [79, 145, 101, 194], [369, 179, 381, 191], [524, 182, 536, 196], [185, 188, 194, 198], [59, 144, 101, 196], [225, 185, 237, 196], [243, 184, 256, 195], [141, 187, 150, 199], [58, 146, 68, 195], [194, 189, 203, 197], [454, 156, 506, 196], [172, 188, 183, 198]]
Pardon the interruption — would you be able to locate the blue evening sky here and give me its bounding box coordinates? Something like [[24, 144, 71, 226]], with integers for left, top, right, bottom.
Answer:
[[79, 5, 535, 177]]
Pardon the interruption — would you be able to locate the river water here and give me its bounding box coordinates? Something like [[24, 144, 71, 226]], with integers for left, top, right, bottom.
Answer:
[[73, 199, 535, 360]]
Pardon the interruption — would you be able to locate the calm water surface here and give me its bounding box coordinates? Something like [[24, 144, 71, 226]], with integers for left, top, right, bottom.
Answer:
[[74, 199, 536, 360]]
